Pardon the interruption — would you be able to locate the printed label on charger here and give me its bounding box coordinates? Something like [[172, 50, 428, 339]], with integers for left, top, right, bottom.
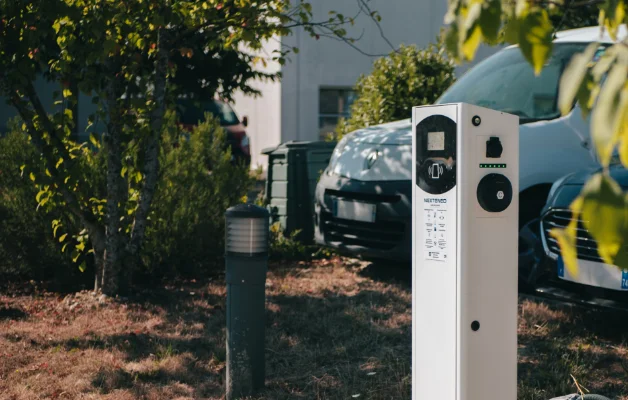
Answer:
[[423, 197, 448, 262]]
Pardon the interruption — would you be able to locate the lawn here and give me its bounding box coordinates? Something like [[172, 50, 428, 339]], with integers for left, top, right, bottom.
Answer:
[[0, 257, 626, 400]]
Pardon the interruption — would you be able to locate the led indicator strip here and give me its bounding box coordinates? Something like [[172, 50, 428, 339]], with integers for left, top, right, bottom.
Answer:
[[480, 163, 507, 168]]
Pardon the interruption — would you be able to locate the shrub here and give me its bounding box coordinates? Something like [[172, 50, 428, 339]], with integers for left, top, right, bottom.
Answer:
[[0, 114, 253, 285], [0, 131, 81, 285], [141, 115, 254, 278], [334, 42, 455, 138]]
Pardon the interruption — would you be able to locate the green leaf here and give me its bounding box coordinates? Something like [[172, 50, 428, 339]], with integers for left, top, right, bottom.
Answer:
[[63, 88, 72, 98], [56, 157, 64, 169], [61, 242, 69, 253], [53, 224, 62, 238], [29, 172, 36, 182], [444, 24, 460, 60], [36, 190, 46, 203], [503, 17, 520, 44], [59, 233, 68, 243], [78, 262, 86, 273], [76, 242, 85, 251], [89, 133, 100, 148], [462, 24, 482, 61], [580, 174, 628, 268], [518, 9, 553, 76], [478, 0, 502, 44], [599, 0, 626, 40], [558, 43, 598, 116], [550, 196, 584, 277], [121, 166, 127, 177], [591, 62, 627, 166], [617, 92, 628, 167]]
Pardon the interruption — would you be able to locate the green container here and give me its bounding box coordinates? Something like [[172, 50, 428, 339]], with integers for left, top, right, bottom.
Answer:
[[262, 141, 336, 243]]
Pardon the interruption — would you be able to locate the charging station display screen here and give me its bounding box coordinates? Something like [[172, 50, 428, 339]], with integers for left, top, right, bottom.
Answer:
[[427, 131, 445, 151]]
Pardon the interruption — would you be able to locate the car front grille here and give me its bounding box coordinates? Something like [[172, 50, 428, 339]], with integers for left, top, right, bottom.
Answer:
[[541, 209, 604, 263], [320, 211, 405, 250]]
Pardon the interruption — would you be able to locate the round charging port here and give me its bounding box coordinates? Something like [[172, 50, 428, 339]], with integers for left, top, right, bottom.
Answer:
[[477, 173, 513, 212]]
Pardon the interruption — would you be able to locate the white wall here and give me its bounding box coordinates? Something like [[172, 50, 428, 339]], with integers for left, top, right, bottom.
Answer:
[[281, 0, 451, 143], [232, 39, 283, 170]]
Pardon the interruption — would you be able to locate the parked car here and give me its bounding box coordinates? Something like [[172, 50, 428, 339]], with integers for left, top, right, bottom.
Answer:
[[521, 164, 628, 308], [314, 25, 618, 263], [176, 98, 251, 166]]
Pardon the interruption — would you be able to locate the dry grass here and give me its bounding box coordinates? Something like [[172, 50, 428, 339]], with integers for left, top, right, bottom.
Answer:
[[0, 258, 626, 400]]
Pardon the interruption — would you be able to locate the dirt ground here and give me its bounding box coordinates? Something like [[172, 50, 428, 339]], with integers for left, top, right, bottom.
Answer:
[[0, 258, 627, 400]]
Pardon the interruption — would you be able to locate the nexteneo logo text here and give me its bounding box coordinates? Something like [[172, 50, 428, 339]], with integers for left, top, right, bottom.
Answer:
[[424, 198, 446, 204]]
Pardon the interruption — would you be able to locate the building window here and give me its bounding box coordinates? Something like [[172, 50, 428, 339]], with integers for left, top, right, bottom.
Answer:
[[319, 88, 356, 140]]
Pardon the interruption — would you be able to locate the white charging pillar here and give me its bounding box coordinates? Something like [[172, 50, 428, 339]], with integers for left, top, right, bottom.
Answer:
[[412, 103, 519, 400]]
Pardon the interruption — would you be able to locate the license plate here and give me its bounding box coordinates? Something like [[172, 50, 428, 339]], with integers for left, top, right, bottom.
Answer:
[[333, 199, 376, 223], [557, 255, 628, 291]]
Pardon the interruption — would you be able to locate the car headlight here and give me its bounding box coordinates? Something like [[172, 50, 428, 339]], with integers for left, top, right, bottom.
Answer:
[[547, 174, 572, 201], [327, 131, 357, 175]]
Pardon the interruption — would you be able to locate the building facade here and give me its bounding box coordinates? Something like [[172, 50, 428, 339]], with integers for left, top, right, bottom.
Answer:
[[233, 0, 499, 169]]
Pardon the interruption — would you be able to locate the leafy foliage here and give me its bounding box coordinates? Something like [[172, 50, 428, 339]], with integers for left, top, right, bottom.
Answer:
[[549, 2, 600, 30], [0, 130, 81, 283], [269, 223, 309, 261], [444, 0, 628, 274], [142, 114, 254, 277], [0, 116, 253, 282], [0, 0, 380, 294], [334, 43, 455, 138]]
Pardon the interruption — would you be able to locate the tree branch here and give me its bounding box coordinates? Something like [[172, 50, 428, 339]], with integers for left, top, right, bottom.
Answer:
[[22, 80, 73, 163], [8, 91, 106, 254], [356, 0, 398, 53], [128, 28, 170, 259]]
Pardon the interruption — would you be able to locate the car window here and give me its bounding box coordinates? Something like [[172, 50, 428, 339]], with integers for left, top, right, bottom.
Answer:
[[176, 99, 240, 126], [437, 43, 589, 123]]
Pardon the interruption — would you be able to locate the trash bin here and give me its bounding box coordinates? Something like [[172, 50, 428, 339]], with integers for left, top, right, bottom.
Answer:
[[262, 140, 336, 243]]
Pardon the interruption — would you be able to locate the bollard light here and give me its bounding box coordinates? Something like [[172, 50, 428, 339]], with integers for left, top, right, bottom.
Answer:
[[226, 205, 269, 256], [224, 204, 269, 400]]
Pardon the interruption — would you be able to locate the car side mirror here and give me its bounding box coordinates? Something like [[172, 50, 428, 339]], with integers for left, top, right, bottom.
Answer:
[[242, 116, 249, 127]]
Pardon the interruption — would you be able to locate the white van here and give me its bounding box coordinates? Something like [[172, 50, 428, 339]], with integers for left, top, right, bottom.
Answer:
[[314, 26, 622, 263]]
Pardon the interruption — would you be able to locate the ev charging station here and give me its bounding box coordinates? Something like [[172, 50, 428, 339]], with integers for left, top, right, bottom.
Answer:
[[412, 103, 519, 400]]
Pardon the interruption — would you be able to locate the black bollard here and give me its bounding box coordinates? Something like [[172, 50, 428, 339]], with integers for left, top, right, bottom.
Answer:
[[225, 204, 269, 400]]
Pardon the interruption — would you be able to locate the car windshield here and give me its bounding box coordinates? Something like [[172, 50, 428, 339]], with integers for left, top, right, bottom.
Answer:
[[176, 99, 240, 126], [437, 43, 590, 123]]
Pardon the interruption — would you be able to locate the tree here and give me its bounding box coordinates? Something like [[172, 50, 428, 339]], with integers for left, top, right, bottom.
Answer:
[[444, 0, 628, 275], [549, 1, 599, 30], [0, 0, 385, 295], [335, 43, 456, 138]]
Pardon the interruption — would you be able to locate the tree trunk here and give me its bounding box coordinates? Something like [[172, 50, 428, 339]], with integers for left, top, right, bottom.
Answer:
[[100, 75, 127, 296], [126, 28, 170, 270]]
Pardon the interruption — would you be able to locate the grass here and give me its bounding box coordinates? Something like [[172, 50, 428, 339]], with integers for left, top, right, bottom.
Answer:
[[0, 257, 626, 399]]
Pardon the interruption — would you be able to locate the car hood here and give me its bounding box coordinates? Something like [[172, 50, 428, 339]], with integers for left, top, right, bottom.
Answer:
[[545, 165, 628, 209], [560, 165, 628, 186], [350, 119, 412, 145]]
